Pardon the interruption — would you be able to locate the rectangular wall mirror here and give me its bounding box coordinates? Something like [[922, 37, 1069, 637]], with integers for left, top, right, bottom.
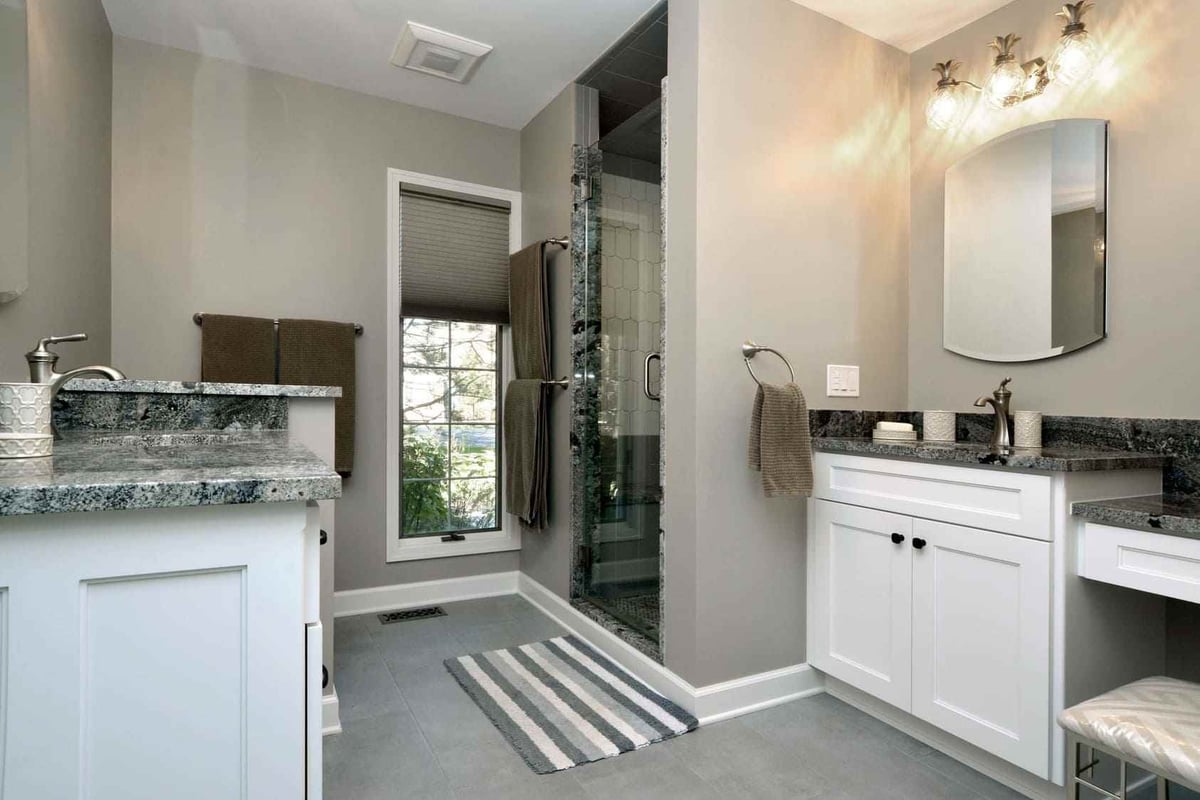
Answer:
[[0, 0, 29, 304], [944, 118, 1108, 363]]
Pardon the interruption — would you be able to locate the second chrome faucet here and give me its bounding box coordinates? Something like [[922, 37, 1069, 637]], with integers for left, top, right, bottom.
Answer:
[[974, 377, 1013, 449]]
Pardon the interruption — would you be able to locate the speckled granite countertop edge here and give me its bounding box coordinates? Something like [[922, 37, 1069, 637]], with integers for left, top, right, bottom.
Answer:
[[1072, 495, 1200, 538], [812, 437, 1170, 473], [62, 378, 342, 398], [0, 430, 341, 517]]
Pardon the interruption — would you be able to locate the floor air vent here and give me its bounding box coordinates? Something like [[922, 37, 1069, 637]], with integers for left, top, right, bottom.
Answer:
[[378, 606, 446, 625]]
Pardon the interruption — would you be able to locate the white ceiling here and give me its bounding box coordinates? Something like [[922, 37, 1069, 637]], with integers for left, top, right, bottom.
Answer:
[[793, 0, 1016, 53], [99, 0, 661, 130]]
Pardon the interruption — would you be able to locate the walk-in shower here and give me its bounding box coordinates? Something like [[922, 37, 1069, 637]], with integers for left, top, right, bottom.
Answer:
[[570, 0, 667, 660]]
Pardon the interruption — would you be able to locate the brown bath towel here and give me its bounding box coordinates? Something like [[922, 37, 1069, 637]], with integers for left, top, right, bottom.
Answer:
[[278, 318, 357, 476], [504, 379, 548, 528], [200, 314, 276, 384], [748, 383, 813, 497]]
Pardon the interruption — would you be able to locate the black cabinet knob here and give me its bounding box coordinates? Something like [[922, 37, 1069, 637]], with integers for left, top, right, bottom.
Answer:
[[323, 666, 329, 689], [320, 529, 328, 545], [913, 537, 927, 550], [891, 532, 905, 544]]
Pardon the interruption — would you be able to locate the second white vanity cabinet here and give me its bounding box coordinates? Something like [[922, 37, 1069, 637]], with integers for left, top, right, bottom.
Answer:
[[807, 448, 1166, 789]]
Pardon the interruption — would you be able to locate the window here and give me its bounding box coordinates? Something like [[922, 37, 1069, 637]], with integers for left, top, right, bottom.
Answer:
[[401, 318, 501, 537], [386, 168, 522, 563]]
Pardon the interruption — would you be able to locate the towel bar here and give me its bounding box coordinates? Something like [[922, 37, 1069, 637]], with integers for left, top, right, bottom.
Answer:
[[742, 340, 795, 386], [543, 377, 570, 390], [193, 313, 363, 336]]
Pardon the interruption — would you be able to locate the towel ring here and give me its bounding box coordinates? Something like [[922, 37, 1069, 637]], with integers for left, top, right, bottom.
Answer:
[[741, 341, 795, 387]]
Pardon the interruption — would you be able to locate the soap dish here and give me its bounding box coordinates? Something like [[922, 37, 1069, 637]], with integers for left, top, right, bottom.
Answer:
[[872, 430, 917, 442], [0, 432, 53, 459]]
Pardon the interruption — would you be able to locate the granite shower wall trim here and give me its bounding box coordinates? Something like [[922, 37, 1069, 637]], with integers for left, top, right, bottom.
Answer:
[[809, 410, 1200, 498], [570, 144, 605, 604]]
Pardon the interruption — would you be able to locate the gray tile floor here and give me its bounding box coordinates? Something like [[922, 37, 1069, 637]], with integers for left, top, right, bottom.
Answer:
[[324, 595, 1028, 799]]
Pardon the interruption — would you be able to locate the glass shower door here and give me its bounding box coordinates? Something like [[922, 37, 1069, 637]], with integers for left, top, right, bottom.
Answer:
[[576, 145, 664, 645]]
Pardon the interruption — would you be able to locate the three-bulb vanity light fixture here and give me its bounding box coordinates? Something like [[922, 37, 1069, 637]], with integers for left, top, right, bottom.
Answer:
[[925, 1, 1100, 130]]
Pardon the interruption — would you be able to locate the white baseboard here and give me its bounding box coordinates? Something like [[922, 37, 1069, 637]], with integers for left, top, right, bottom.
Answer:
[[517, 573, 823, 725], [321, 689, 342, 736], [691, 662, 824, 725], [333, 570, 520, 618]]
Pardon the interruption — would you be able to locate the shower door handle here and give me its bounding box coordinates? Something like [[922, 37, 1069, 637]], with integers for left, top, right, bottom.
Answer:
[[643, 353, 662, 401]]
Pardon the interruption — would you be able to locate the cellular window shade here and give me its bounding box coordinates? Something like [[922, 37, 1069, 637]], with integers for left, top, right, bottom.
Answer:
[[399, 186, 512, 324]]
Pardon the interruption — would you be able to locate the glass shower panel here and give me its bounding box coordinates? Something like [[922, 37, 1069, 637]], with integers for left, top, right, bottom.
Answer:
[[578, 146, 664, 644]]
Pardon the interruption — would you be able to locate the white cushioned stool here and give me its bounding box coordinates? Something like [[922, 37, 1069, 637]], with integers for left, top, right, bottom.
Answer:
[[1059, 676, 1200, 799]]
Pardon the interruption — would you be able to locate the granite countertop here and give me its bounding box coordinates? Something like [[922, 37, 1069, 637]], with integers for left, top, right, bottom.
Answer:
[[812, 437, 1170, 472], [0, 430, 341, 517], [1072, 495, 1200, 537], [63, 379, 342, 398]]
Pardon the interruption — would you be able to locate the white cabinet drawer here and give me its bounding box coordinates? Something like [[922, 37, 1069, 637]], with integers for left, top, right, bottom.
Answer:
[[1078, 522, 1200, 602], [813, 453, 1053, 540]]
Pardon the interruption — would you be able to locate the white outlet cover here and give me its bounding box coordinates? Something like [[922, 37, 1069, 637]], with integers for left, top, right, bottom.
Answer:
[[826, 365, 860, 397]]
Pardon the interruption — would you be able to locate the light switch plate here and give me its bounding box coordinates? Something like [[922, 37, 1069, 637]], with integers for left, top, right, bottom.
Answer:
[[826, 365, 860, 397]]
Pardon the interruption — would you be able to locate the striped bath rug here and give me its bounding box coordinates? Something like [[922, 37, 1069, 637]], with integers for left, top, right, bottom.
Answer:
[[444, 635, 698, 774]]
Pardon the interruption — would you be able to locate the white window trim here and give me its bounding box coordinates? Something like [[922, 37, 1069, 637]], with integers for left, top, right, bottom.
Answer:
[[386, 168, 523, 563]]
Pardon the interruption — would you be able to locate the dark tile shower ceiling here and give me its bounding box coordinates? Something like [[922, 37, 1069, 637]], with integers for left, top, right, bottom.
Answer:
[[578, 2, 667, 145]]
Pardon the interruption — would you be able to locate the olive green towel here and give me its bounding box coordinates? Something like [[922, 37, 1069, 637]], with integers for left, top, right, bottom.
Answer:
[[278, 318, 357, 476], [504, 379, 548, 528], [748, 383, 812, 498], [200, 314, 276, 384], [505, 242, 552, 529]]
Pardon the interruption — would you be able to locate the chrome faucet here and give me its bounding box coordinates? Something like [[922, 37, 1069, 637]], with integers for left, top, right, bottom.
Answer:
[[26, 334, 126, 394], [974, 377, 1013, 449]]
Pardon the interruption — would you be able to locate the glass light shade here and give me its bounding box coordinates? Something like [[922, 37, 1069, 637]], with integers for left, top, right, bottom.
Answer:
[[984, 59, 1026, 108], [1049, 30, 1098, 86], [925, 85, 965, 130]]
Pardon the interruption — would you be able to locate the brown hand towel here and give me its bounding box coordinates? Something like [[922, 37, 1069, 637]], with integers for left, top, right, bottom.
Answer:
[[748, 382, 813, 498], [277, 318, 357, 476], [504, 379, 548, 528], [200, 314, 276, 384], [509, 242, 550, 380]]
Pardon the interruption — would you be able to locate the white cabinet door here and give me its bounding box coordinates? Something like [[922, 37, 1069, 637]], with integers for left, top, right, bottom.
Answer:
[[0, 503, 308, 800], [910, 518, 1052, 778], [809, 500, 913, 709]]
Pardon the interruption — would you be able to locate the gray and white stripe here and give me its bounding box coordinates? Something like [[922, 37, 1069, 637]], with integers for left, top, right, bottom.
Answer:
[[445, 635, 698, 774]]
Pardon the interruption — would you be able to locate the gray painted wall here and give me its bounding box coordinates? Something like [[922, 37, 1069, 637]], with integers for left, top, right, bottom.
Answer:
[[909, 0, 1200, 418], [517, 84, 579, 599], [110, 37, 521, 592], [0, 0, 111, 380], [665, 0, 910, 687]]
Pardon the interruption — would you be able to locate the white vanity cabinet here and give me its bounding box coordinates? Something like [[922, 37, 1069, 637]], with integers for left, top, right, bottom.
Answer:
[[807, 450, 1164, 788], [0, 501, 324, 800], [810, 500, 1051, 774]]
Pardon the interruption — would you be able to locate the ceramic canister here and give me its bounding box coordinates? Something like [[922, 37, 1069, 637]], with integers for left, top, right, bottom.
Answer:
[[923, 411, 956, 443], [0, 382, 52, 435], [1014, 411, 1043, 449]]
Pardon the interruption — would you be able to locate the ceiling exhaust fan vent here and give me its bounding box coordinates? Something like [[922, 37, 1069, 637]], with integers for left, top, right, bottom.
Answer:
[[391, 22, 493, 84]]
